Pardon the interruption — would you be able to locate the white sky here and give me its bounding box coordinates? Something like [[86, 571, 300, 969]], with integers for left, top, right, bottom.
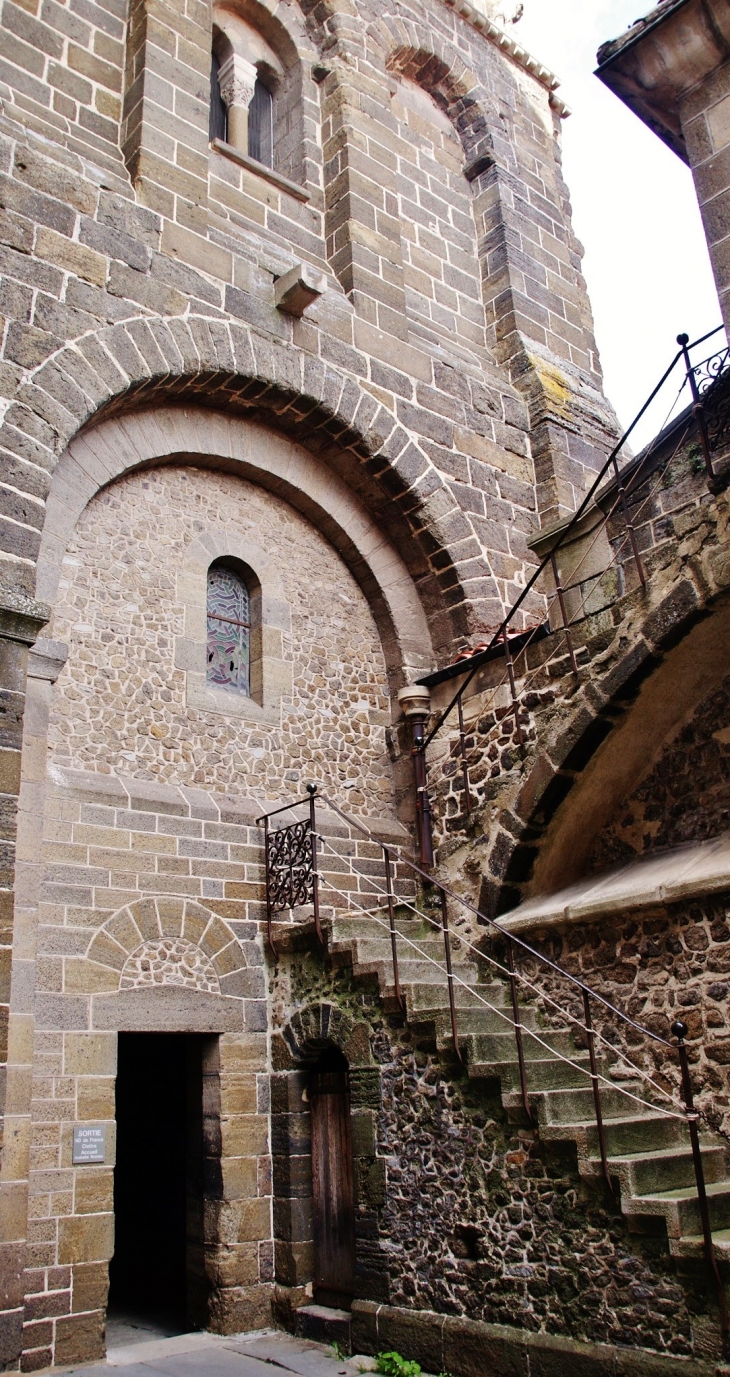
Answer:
[[514, 0, 725, 447]]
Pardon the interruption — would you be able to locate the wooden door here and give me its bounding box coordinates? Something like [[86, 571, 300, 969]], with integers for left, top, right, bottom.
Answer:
[[310, 1055, 356, 1308]]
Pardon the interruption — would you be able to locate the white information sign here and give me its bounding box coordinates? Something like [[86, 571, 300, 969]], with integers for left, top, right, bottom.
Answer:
[[72, 1124, 106, 1164]]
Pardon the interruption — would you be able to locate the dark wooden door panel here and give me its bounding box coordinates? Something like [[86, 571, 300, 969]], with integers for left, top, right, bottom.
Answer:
[[310, 1068, 356, 1306]]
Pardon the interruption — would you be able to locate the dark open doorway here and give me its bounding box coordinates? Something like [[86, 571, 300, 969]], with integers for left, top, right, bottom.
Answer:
[[310, 1047, 356, 1309], [108, 1033, 210, 1340]]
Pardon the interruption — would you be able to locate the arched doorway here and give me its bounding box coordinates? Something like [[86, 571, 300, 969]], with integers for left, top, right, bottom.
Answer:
[[310, 1048, 356, 1308]]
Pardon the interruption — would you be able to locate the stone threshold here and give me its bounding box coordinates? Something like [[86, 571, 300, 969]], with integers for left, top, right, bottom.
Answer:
[[499, 832, 730, 935], [350, 1299, 719, 1376]]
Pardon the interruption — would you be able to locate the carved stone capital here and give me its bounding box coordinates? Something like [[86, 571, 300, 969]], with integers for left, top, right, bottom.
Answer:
[[217, 53, 257, 110], [397, 684, 431, 720]]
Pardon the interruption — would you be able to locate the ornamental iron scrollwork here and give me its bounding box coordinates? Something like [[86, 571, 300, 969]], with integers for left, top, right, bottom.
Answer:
[[266, 817, 315, 914], [692, 347, 730, 455]]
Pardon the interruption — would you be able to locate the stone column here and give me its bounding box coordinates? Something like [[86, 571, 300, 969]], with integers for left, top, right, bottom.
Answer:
[[218, 54, 257, 155], [398, 685, 433, 867]]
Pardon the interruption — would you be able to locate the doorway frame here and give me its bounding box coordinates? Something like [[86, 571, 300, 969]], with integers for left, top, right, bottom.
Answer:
[[271, 1001, 390, 1318]]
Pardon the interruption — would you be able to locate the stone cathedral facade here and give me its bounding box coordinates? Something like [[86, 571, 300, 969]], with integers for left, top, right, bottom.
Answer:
[[1, 0, 730, 1371]]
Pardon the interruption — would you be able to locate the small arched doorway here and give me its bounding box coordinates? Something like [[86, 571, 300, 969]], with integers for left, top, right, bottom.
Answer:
[[310, 1048, 356, 1307]]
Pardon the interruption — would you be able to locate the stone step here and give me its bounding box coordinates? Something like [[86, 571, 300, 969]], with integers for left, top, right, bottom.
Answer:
[[293, 1304, 351, 1348], [432, 1005, 542, 1034], [459, 1027, 580, 1062], [672, 1228, 730, 1259], [356, 957, 479, 984], [331, 917, 436, 941], [540, 1111, 687, 1157], [532, 1082, 649, 1126], [603, 1143, 728, 1196], [468, 1053, 592, 1092], [348, 936, 464, 964], [627, 1179, 730, 1238], [405, 982, 507, 1013]]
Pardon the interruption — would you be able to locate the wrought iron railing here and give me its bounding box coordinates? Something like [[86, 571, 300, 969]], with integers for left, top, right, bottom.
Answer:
[[258, 785, 730, 1351], [257, 788, 322, 950], [407, 328, 730, 864]]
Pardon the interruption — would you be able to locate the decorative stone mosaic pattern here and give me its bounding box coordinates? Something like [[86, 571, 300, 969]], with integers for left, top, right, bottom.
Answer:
[[120, 938, 220, 993], [47, 465, 394, 814]]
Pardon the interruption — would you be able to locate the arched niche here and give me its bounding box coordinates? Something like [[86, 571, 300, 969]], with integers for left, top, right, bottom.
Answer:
[[38, 406, 434, 695], [527, 595, 730, 898]]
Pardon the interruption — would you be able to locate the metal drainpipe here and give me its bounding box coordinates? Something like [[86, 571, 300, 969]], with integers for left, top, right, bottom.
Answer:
[[398, 684, 434, 869]]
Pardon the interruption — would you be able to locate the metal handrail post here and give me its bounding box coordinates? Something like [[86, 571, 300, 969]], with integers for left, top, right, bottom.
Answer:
[[414, 732, 434, 870], [307, 783, 324, 946], [678, 333, 716, 482], [398, 687, 434, 869], [456, 694, 472, 815], [384, 847, 404, 1012], [610, 453, 646, 588], [263, 814, 276, 957], [583, 990, 612, 1193], [506, 940, 531, 1121], [504, 634, 524, 751], [550, 552, 578, 674], [439, 887, 462, 1062], [672, 1019, 729, 1355]]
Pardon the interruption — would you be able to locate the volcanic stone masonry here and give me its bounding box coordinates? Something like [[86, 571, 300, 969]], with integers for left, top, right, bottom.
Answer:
[[1, 0, 730, 1371]]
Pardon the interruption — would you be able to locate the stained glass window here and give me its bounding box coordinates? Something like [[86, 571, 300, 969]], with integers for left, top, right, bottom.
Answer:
[[206, 565, 250, 695]]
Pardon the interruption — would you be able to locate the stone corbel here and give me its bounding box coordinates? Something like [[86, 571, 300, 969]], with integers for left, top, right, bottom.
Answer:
[[27, 637, 68, 683], [274, 263, 328, 317], [217, 53, 257, 152]]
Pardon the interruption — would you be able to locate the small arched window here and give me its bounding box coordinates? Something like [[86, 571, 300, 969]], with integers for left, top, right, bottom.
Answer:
[[206, 563, 250, 695], [248, 76, 273, 167], [209, 51, 228, 143]]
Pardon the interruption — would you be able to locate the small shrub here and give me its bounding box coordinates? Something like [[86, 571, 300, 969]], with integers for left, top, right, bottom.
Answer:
[[375, 1352, 421, 1377]]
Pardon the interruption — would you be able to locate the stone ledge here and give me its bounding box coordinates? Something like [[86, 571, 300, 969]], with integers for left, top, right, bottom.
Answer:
[[0, 588, 50, 646], [499, 832, 730, 935], [210, 139, 310, 202], [350, 1300, 718, 1376]]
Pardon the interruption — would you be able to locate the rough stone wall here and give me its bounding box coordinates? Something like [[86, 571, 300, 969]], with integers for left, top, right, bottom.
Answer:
[[516, 892, 730, 1140], [270, 962, 709, 1360], [45, 463, 394, 813], [588, 674, 730, 873]]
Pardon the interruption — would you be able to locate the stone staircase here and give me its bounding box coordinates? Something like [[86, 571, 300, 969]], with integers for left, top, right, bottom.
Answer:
[[326, 905, 730, 1265]]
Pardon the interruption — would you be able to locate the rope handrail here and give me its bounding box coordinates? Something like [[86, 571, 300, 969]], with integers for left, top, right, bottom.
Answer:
[[316, 787, 673, 1047], [422, 325, 727, 752], [432, 412, 694, 805], [259, 783, 730, 1344], [313, 833, 687, 1119], [315, 862, 687, 1122]]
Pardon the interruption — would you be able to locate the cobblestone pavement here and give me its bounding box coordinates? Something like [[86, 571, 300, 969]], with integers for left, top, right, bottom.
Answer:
[[62, 1329, 393, 1377]]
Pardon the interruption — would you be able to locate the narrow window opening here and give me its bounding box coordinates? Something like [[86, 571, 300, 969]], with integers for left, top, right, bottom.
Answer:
[[206, 563, 250, 695], [209, 51, 227, 143], [248, 76, 273, 167]]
